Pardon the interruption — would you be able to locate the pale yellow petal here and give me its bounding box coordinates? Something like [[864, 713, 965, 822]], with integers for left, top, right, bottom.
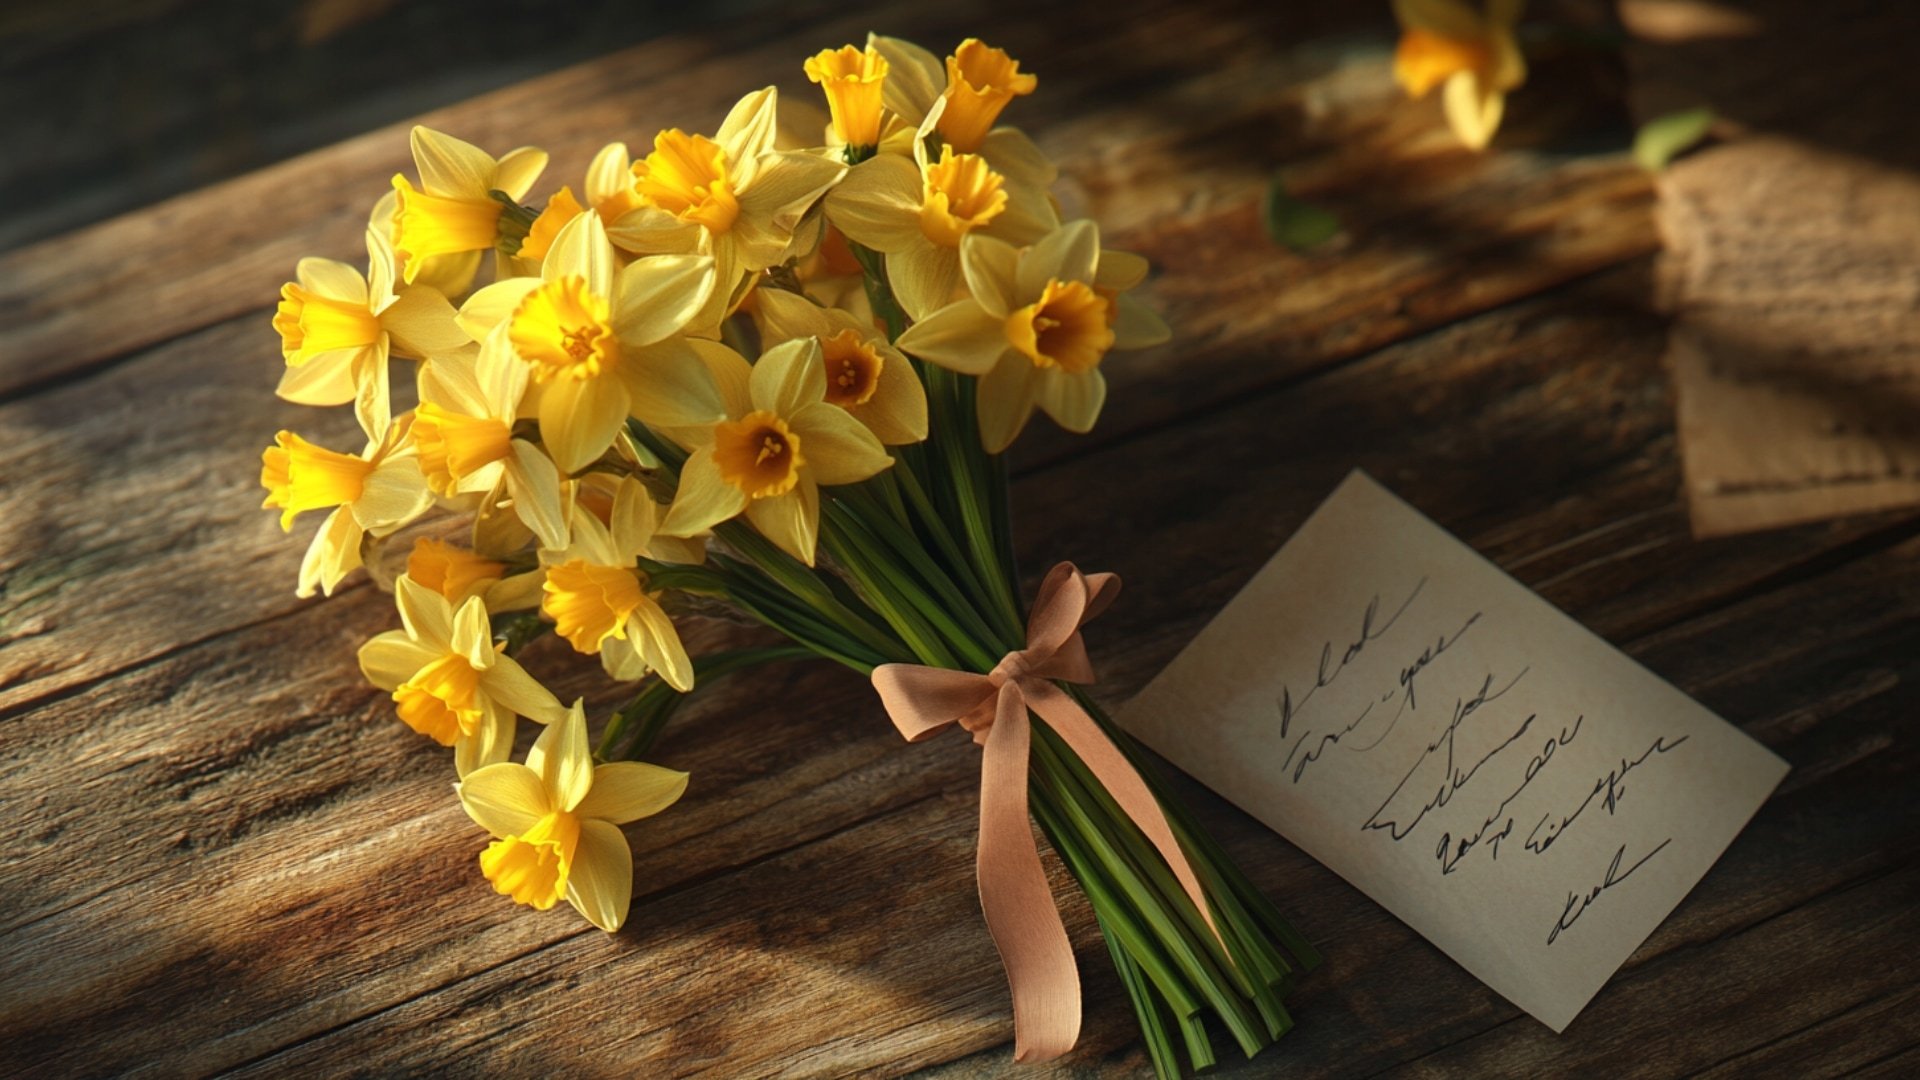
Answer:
[[586, 142, 633, 207], [380, 285, 470, 358], [1095, 249, 1150, 291], [297, 507, 363, 598], [733, 151, 847, 269], [528, 701, 594, 812], [611, 254, 717, 346], [1017, 220, 1100, 300], [749, 337, 826, 417], [565, 818, 635, 932], [276, 351, 357, 406], [622, 337, 729, 429], [296, 257, 369, 305], [457, 761, 551, 838], [357, 629, 436, 691], [606, 206, 704, 256], [504, 439, 569, 550], [407, 249, 485, 298], [716, 87, 780, 174], [1442, 70, 1504, 150], [659, 447, 748, 536], [395, 574, 456, 650], [454, 702, 515, 778], [894, 299, 1007, 375], [544, 211, 617, 296], [690, 337, 754, 421], [410, 126, 496, 197], [887, 242, 963, 324], [744, 477, 819, 566], [959, 232, 1022, 319], [823, 153, 922, 253], [539, 373, 630, 474], [869, 33, 942, 121], [483, 569, 545, 614], [608, 475, 661, 558], [352, 454, 432, 533], [450, 594, 495, 669], [980, 126, 1058, 187], [601, 635, 651, 682], [628, 598, 694, 692], [790, 402, 891, 485], [976, 350, 1038, 453], [494, 146, 550, 201], [457, 276, 542, 340], [1033, 366, 1107, 434], [749, 286, 833, 346], [854, 348, 929, 445], [349, 343, 392, 443], [480, 652, 567, 725], [576, 761, 689, 825]]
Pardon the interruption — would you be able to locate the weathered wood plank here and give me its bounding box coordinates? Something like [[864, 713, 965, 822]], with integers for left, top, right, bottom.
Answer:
[[7, 264, 1916, 1075]]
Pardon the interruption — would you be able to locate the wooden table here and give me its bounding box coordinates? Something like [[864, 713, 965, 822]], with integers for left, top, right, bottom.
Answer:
[[4, 2, 1915, 1076]]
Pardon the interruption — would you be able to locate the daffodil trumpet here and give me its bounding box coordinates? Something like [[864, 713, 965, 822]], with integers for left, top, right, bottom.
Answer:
[[258, 35, 1313, 1079]]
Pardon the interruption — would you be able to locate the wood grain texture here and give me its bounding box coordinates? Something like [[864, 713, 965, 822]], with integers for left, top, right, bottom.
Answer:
[[2, 1, 1914, 1077]]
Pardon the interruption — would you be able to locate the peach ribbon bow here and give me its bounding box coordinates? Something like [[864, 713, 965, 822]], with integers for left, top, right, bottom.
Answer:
[[870, 563, 1218, 1063]]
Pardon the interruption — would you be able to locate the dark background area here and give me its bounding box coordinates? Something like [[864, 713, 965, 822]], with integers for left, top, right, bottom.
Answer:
[[0, 0, 797, 251]]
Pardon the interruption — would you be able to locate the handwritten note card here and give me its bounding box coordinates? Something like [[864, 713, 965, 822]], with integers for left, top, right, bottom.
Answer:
[[1121, 472, 1788, 1031]]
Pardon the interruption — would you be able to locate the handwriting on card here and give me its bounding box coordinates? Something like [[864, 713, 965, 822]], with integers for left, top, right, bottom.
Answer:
[[1121, 471, 1787, 1031]]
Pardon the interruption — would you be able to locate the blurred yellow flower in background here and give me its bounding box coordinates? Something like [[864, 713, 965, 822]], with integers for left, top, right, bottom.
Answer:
[[1392, 0, 1527, 150]]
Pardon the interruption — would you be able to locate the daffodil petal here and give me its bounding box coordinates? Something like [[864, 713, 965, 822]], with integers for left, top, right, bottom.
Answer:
[[1095, 249, 1150, 292], [586, 142, 632, 207], [352, 454, 432, 533], [296, 257, 370, 304], [869, 33, 942, 121], [744, 477, 819, 566], [395, 575, 457, 650], [528, 702, 594, 812], [659, 447, 749, 536], [297, 507, 363, 598], [611, 254, 717, 346], [733, 151, 847, 270], [577, 761, 689, 825], [1034, 366, 1107, 434], [606, 206, 703, 256], [350, 343, 392, 443], [887, 242, 963, 324], [410, 126, 497, 197], [608, 475, 661, 557], [750, 286, 831, 346], [750, 337, 826, 417], [458, 761, 551, 837], [484, 568, 545, 613], [959, 232, 1021, 319], [823, 153, 922, 253], [856, 349, 930, 445], [622, 337, 728, 429], [566, 819, 635, 932], [539, 373, 630, 474], [449, 594, 494, 669], [380, 285, 470, 358], [791, 402, 892, 485], [457, 276, 543, 340], [454, 701, 515, 778], [628, 597, 694, 692], [481, 652, 566, 725], [980, 126, 1059, 187], [894, 299, 1007, 375], [717, 87, 780, 173], [690, 338, 753, 420], [504, 439, 569, 551], [1441, 70, 1503, 150], [544, 211, 617, 296], [977, 350, 1038, 453], [276, 351, 357, 406], [494, 146, 550, 201], [357, 629, 436, 691], [1017, 220, 1100, 300], [1111, 294, 1172, 349]]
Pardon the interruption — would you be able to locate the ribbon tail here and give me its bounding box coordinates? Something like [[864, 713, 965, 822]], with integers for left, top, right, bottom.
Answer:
[[977, 687, 1080, 1062], [1024, 680, 1226, 948]]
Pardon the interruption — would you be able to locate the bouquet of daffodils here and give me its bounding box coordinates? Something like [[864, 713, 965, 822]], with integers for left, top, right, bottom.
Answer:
[[259, 33, 1314, 1075]]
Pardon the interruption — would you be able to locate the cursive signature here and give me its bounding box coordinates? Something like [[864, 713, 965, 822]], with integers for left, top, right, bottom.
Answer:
[[1525, 735, 1691, 856], [1359, 667, 1531, 841], [1547, 838, 1673, 945], [1279, 578, 1425, 738], [1434, 713, 1583, 874]]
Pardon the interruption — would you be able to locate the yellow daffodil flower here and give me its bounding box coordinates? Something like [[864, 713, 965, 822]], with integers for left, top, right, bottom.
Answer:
[[375, 126, 549, 296], [406, 537, 544, 612], [412, 324, 569, 549], [458, 700, 688, 931], [1392, 0, 1527, 151], [273, 226, 470, 440], [866, 35, 1055, 189], [749, 288, 927, 445], [657, 337, 892, 565], [608, 88, 848, 332], [895, 221, 1170, 452], [824, 95, 1057, 321], [260, 423, 433, 597], [539, 477, 700, 689], [455, 211, 725, 473], [805, 45, 890, 151], [359, 575, 567, 775]]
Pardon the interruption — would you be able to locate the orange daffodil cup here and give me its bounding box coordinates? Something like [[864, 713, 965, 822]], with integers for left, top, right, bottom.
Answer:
[[257, 34, 1314, 1078]]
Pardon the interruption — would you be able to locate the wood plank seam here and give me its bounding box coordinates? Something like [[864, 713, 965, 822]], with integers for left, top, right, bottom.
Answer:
[[1676, 984, 1920, 1080]]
